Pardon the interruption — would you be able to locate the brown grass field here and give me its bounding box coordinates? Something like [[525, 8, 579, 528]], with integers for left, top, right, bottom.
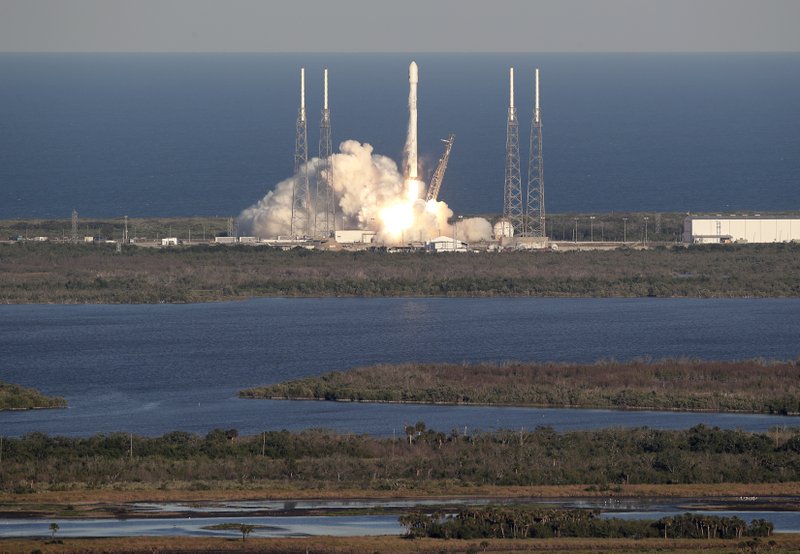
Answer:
[[3, 535, 800, 553]]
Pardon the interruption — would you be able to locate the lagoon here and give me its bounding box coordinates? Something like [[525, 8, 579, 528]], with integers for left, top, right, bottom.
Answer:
[[1, 298, 799, 437]]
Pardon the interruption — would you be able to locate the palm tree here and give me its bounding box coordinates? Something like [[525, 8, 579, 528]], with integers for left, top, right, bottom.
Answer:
[[238, 523, 255, 542], [661, 516, 673, 539]]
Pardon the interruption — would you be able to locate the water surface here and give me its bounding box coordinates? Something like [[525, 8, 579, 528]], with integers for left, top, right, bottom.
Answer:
[[1, 298, 798, 436]]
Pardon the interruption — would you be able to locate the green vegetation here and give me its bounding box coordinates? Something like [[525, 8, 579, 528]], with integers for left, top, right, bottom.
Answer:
[[0, 381, 66, 411], [242, 359, 800, 415], [203, 523, 261, 541], [401, 507, 773, 540], [1, 426, 799, 494], [1, 232, 800, 302]]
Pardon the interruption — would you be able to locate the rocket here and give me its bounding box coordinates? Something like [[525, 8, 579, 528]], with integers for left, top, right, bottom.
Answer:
[[405, 61, 419, 180]]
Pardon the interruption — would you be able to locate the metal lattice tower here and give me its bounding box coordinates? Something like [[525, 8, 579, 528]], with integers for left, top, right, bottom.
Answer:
[[425, 134, 455, 203], [525, 68, 545, 237], [290, 67, 310, 237], [71, 209, 78, 243], [503, 68, 524, 235], [316, 68, 335, 237]]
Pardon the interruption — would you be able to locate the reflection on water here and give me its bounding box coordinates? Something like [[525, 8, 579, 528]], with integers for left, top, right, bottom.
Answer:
[[0, 515, 404, 539], [1, 509, 798, 538]]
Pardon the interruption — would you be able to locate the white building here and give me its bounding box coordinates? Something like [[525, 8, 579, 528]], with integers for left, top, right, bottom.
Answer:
[[161, 237, 179, 246], [335, 230, 376, 244], [683, 216, 800, 244], [426, 235, 468, 252]]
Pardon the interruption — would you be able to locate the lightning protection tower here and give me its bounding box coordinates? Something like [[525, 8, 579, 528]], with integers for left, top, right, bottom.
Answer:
[[317, 68, 335, 237], [503, 68, 524, 235], [291, 67, 310, 237], [525, 68, 545, 237]]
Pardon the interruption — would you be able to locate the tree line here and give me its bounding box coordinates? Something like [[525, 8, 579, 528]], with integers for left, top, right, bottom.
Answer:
[[242, 359, 800, 415], [0, 381, 66, 411], [1, 425, 799, 494], [2, 241, 800, 303], [400, 507, 774, 540]]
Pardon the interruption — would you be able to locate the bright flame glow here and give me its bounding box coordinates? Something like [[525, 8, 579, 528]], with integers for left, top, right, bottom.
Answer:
[[379, 201, 415, 240], [405, 179, 424, 202]]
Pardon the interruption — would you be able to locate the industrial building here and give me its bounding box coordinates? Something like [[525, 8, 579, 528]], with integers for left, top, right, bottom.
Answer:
[[683, 216, 800, 244], [335, 230, 376, 244], [426, 236, 468, 252]]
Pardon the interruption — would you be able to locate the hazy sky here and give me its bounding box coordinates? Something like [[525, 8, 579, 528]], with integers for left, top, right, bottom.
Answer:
[[1, 0, 799, 53]]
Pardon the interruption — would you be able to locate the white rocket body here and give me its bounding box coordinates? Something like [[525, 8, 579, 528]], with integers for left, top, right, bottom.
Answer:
[[406, 61, 419, 180]]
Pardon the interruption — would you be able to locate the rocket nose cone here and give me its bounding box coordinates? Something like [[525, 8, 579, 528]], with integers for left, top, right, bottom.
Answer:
[[409, 61, 418, 84]]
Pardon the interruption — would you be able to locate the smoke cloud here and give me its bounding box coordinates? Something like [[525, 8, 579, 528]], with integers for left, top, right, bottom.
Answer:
[[238, 140, 492, 245]]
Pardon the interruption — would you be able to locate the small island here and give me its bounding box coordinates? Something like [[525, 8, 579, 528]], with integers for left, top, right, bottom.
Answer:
[[0, 381, 67, 411], [241, 359, 800, 415]]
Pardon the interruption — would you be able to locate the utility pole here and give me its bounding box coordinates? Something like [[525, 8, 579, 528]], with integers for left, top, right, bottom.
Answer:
[[123, 215, 128, 245], [574, 218, 578, 243], [622, 217, 628, 243], [71, 210, 78, 244], [644, 216, 650, 245], [590, 216, 595, 242]]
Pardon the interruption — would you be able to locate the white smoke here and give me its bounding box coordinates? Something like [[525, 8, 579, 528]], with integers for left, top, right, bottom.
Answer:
[[238, 140, 492, 245]]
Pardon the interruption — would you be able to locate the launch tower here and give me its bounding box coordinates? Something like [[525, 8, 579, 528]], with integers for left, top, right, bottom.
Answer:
[[503, 68, 524, 235], [317, 68, 335, 236], [291, 68, 310, 237], [525, 68, 545, 237], [425, 134, 455, 203]]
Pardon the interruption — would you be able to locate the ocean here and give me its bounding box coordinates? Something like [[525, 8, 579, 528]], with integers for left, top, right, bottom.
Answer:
[[1, 53, 799, 220]]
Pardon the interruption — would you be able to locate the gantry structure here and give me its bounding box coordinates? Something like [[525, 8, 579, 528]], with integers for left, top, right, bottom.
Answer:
[[525, 68, 545, 237], [291, 68, 310, 237], [503, 68, 524, 235], [316, 68, 335, 237]]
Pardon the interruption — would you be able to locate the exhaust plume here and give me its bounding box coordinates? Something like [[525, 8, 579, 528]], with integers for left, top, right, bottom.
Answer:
[[238, 140, 492, 245]]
